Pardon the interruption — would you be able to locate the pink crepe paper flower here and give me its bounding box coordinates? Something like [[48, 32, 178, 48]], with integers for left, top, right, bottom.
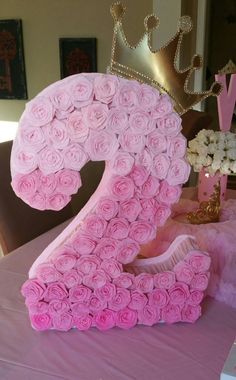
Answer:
[[66, 111, 89, 143], [69, 284, 91, 303], [96, 197, 119, 221], [82, 102, 109, 130], [109, 175, 135, 202], [52, 312, 73, 331], [53, 254, 77, 273], [134, 274, 154, 293], [25, 96, 54, 127], [138, 305, 160, 326], [36, 263, 61, 283], [129, 291, 148, 310], [154, 271, 176, 289], [118, 198, 142, 222], [113, 273, 134, 289], [21, 279, 46, 302], [74, 314, 93, 331], [77, 255, 101, 275], [185, 251, 211, 273], [83, 270, 108, 290], [44, 282, 68, 302], [161, 304, 182, 324], [168, 282, 190, 305], [129, 220, 155, 244], [115, 307, 138, 329], [70, 75, 94, 108], [62, 269, 83, 288], [108, 287, 131, 311], [63, 143, 89, 171], [101, 259, 122, 279], [110, 151, 134, 176], [106, 217, 130, 240], [94, 282, 116, 302], [174, 261, 195, 285], [116, 239, 140, 264], [107, 109, 128, 134], [94, 74, 118, 104], [148, 288, 170, 308], [94, 309, 116, 331], [82, 214, 107, 238], [30, 313, 52, 331], [181, 304, 201, 323]]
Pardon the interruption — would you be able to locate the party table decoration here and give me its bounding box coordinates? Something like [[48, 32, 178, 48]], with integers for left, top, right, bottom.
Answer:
[[11, 2, 220, 331]]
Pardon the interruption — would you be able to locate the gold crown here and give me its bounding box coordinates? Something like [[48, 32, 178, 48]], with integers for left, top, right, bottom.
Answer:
[[187, 182, 221, 224], [108, 2, 222, 115]]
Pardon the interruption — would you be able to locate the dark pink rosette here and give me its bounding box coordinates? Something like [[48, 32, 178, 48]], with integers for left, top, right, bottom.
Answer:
[[157, 112, 182, 137], [101, 258, 122, 279], [21, 279, 46, 302], [141, 175, 160, 198], [187, 290, 204, 306], [62, 269, 83, 288], [116, 238, 140, 264], [129, 165, 149, 187], [113, 81, 140, 110], [110, 152, 134, 176], [83, 269, 108, 290], [161, 304, 181, 324], [168, 282, 190, 305], [106, 217, 130, 240], [94, 309, 116, 331], [166, 158, 191, 186], [38, 147, 64, 175], [19, 125, 46, 153], [12, 171, 39, 200], [129, 109, 155, 135], [71, 302, 89, 316], [157, 181, 181, 205], [52, 312, 73, 331], [30, 313, 52, 331], [46, 193, 71, 211], [94, 238, 119, 260], [27, 301, 49, 315], [48, 299, 70, 315], [82, 102, 109, 130], [69, 284, 92, 303], [139, 84, 160, 111], [44, 282, 68, 302], [74, 314, 93, 331], [89, 295, 107, 313], [154, 203, 172, 226], [185, 250, 211, 273], [94, 74, 118, 104], [96, 197, 119, 221], [148, 288, 170, 308], [191, 273, 210, 291], [76, 255, 101, 274], [108, 288, 131, 311], [174, 261, 195, 285], [70, 75, 94, 108], [151, 94, 173, 119], [82, 214, 107, 238], [113, 273, 134, 289], [85, 130, 119, 161], [94, 282, 116, 302], [25, 96, 54, 126], [154, 271, 176, 289], [129, 291, 148, 310], [66, 111, 89, 143], [139, 198, 157, 222], [35, 263, 61, 283], [118, 198, 142, 222], [152, 153, 170, 179], [147, 130, 167, 154], [181, 304, 201, 323], [107, 109, 128, 134], [119, 130, 146, 153], [134, 273, 154, 293], [53, 253, 77, 273], [56, 169, 82, 195], [115, 307, 138, 329], [63, 143, 88, 171], [46, 119, 69, 149], [11, 147, 37, 174], [167, 135, 187, 158], [138, 305, 160, 326], [72, 233, 97, 255], [129, 220, 156, 244], [39, 172, 57, 195], [109, 175, 135, 201]]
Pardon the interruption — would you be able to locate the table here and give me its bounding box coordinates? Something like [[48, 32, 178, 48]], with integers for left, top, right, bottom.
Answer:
[[1, 194, 236, 380]]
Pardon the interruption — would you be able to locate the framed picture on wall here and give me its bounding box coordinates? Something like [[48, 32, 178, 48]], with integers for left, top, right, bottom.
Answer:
[[59, 38, 97, 79], [0, 19, 28, 99]]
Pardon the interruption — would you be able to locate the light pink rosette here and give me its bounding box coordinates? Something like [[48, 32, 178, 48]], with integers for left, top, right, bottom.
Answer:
[[21, 279, 46, 302], [157, 181, 181, 205], [11, 147, 37, 174], [82, 214, 107, 238], [154, 271, 176, 289], [169, 282, 190, 305], [39, 172, 57, 195], [11, 172, 39, 200], [119, 130, 146, 153], [147, 131, 167, 154], [28, 192, 46, 210], [152, 153, 170, 179], [167, 135, 187, 158], [113, 273, 134, 289], [157, 112, 182, 137], [30, 313, 52, 331], [52, 244, 78, 258], [129, 165, 149, 187], [110, 152, 134, 175], [48, 299, 70, 315], [96, 197, 119, 221], [115, 307, 138, 329], [139, 84, 160, 111], [70, 75, 94, 108], [56, 169, 81, 195], [62, 269, 83, 288], [101, 258, 122, 279], [71, 302, 89, 316], [94, 74, 118, 104], [106, 217, 130, 240], [50, 87, 73, 116], [118, 198, 141, 222], [74, 314, 93, 330], [151, 94, 173, 119], [166, 158, 190, 186], [129, 291, 148, 310], [148, 288, 170, 308], [191, 273, 209, 291], [185, 251, 211, 273], [181, 304, 201, 323], [85, 130, 119, 161], [94, 282, 116, 302], [35, 263, 61, 283], [94, 238, 119, 260], [161, 304, 181, 324], [25, 96, 54, 126], [135, 149, 153, 172], [89, 295, 107, 313], [72, 234, 97, 255], [46, 119, 70, 149], [46, 193, 71, 211], [187, 290, 204, 306], [53, 253, 77, 273], [77, 255, 101, 274], [108, 287, 131, 311], [129, 220, 155, 244], [134, 273, 154, 293], [82, 102, 109, 130], [38, 147, 64, 175], [110, 175, 135, 201], [154, 203, 172, 226], [107, 109, 128, 134], [69, 284, 92, 303], [27, 301, 49, 315], [138, 305, 160, 326], [63, 143, 88, 171], [174, 262, 194, 285], [67, 111, 89, 142], [113, 81, 140, 110], [94, 309, 116, 331], [44, 282, 68, 302], [140, 175, 160, 198], [116, 239, 140, 264], [139, 198, 157, 222], [52, 312, 73, 331], [129, 109, 154, 135], [83, 269, 108, 290], [19, 125, 46, 152]]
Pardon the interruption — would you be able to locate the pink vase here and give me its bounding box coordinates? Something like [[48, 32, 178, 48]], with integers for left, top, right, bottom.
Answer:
[[198, 169, 227, 203]]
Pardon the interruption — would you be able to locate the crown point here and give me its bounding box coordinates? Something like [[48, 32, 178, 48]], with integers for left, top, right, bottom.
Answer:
[[192, 55, 202, 69], [144, 15, 159, 32], [211, 82, 223, 96], [111, 2, 126, 22], [178, 16, 192, 34]]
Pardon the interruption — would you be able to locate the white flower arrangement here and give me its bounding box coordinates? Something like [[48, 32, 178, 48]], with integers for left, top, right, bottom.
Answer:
[[187, 129, 236, 175]]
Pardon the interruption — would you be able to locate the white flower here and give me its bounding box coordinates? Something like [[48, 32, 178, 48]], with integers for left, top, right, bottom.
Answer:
[[227, 148, 236, 160], [220, 159, 231, 174]]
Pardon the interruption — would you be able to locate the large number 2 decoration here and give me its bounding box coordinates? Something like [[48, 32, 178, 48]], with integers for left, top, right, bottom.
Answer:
[[10, 2, 213, 331]]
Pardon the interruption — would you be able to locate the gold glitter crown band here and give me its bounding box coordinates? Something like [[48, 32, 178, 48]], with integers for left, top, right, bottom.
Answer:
[[108, 2, 222, 115]]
